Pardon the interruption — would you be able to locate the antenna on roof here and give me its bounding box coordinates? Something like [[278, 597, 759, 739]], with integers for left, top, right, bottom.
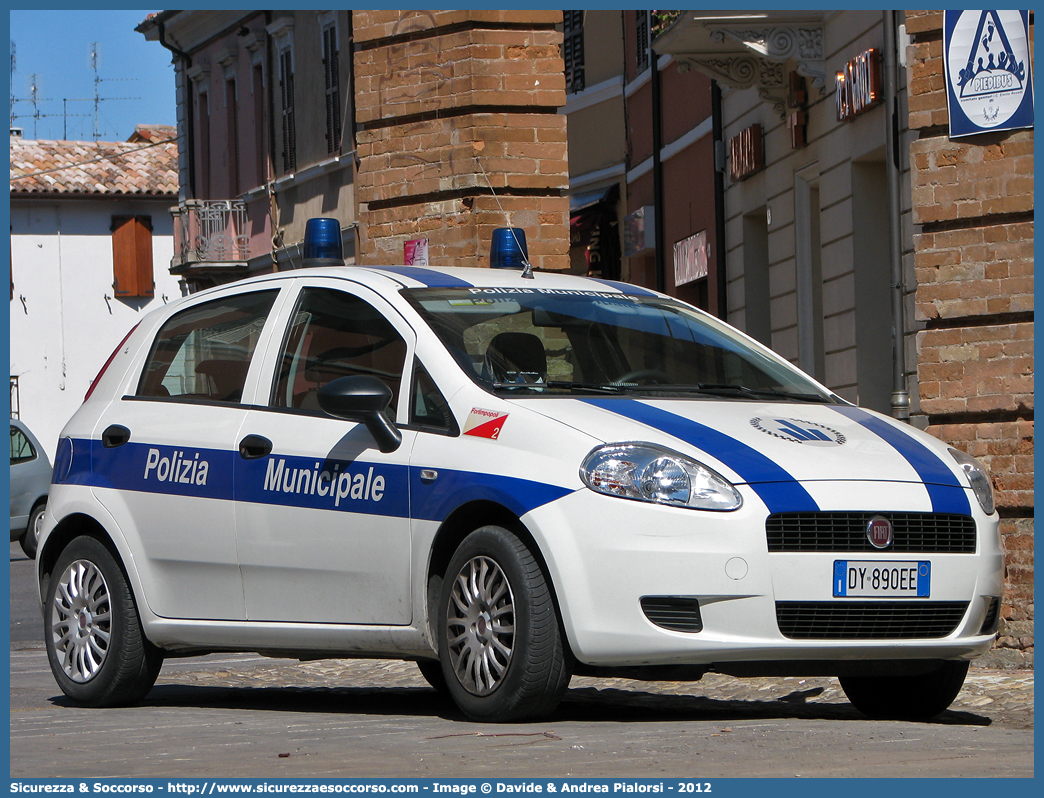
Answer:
[[9, 41, 139, 141], [87, 43, 140, 141], [477, 160, 535, 280]]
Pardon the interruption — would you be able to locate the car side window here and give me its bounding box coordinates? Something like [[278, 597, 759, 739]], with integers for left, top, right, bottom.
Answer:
[[410, 361, 457, 434], [272, 287, 407, 415], [136, 290, 278, 403], [10, 426, 36, 464]]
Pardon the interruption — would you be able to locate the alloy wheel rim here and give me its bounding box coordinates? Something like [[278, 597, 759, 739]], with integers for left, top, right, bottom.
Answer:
[[51, 560, 112, 683], [446, 555, 515, 696]]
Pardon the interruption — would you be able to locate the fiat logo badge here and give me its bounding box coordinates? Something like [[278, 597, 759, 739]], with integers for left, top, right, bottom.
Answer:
[[866, 515, 894, 549]]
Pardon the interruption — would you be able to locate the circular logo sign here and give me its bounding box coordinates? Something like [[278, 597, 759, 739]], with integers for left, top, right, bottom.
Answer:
[[866, 515, 894, 549], [947, 10, 1031, 130], [750, 417, 846, 447]]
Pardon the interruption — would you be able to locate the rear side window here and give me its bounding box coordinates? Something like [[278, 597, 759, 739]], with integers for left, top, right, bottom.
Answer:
[[137, 290, 278, 403], [10, 426, 37, 464], [271, 287, 407, 414]]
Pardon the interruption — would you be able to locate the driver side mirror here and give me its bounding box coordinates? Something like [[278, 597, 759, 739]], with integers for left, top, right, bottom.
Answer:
[[318, 376, 402, 453]]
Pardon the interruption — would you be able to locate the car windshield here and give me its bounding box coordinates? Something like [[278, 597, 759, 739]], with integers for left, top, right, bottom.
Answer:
[[404, 287, 835, 402]]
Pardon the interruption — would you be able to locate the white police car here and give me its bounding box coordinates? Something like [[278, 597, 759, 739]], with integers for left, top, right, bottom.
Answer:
[[39, 223, 1002, 722]]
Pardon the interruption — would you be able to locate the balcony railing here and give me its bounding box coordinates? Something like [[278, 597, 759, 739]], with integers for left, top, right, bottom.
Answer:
[[171, 199, 250, 271]]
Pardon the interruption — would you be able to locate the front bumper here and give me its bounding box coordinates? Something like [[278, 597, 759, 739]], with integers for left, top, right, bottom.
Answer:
[[526, 484, 1004, 669]]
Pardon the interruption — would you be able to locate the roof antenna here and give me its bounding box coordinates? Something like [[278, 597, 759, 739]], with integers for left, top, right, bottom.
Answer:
[[478, 159, 534, 279]]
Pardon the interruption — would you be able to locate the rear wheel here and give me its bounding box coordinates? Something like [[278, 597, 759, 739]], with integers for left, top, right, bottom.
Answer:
[[437, 525, 571, 722], [19, 502, 45, 559], [840, 660, 969, 720], [44, 536, 163, 706]]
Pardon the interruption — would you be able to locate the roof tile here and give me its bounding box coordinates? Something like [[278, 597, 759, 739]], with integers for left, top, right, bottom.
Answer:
[[10, 133, 178, 197]]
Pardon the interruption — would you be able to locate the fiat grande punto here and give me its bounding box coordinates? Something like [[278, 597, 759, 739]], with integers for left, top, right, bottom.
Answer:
[[39, 258, 1002, 722]]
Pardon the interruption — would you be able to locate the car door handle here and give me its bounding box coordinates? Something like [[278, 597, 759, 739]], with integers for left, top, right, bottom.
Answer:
[[101, 424, 131, 448], [238, 434, 273, 460]]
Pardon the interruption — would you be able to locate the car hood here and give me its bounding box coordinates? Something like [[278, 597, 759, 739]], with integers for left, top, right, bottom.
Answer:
[[512, 396, 974, 516]]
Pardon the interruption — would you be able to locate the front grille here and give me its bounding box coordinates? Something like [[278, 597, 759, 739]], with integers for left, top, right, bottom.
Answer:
[[767, 512, 976, 553], [776, 601, 969, 639], [641, 596, 703, 633]]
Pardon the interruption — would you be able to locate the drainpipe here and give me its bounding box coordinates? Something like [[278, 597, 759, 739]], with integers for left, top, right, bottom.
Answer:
[[883, 10, 910, 421], [156, 18, 194, 201], [711, 79, 727, 320], [651, 54, 666, 293]]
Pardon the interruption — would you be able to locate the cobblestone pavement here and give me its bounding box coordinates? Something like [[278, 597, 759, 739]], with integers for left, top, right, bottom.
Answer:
[[160, 656, 1034, 729]]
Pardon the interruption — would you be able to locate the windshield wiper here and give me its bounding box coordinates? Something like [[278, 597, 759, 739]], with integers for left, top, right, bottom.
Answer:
[[695, 383, 831, 402], [489, 381, 625, 394], [544, 381, 626, 394]]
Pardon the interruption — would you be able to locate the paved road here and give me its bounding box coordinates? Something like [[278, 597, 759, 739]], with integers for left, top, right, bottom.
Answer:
[[10, 544, 1034, 779]]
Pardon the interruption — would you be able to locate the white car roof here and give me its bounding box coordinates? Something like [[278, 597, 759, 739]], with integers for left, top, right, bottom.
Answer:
[[184, 265, 663, 298]]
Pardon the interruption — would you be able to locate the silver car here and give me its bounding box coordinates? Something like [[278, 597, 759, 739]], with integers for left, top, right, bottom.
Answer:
[[10, 419, 50, 559]]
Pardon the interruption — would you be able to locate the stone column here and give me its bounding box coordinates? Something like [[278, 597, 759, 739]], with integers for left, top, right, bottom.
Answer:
[[353, 10, 569, 271]]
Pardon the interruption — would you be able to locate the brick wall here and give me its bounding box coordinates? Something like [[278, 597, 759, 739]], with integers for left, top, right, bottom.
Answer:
[[906, 10, 1034, 667], [353, 10, 570, 270]]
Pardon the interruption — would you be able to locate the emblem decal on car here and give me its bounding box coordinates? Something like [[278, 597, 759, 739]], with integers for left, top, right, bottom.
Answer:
[[866, 515, 894, 548], [463, 407, 509, 439], [750, 417, 846, 446]]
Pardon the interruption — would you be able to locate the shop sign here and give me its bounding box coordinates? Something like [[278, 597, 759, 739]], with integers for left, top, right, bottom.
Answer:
[[729, 124, 763, 182], [835, 48, 882, 122], [673, 230, 709, 287], [944, 10, 1033, 138]]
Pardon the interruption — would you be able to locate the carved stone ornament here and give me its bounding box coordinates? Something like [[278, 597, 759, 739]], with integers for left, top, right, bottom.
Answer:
[[676, 22, 825, 117], [681, 55, 789, 117]]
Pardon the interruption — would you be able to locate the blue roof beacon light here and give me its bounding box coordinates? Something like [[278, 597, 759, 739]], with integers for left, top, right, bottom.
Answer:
[[301, 217, 345, 268], [490, 227, 534, 278]]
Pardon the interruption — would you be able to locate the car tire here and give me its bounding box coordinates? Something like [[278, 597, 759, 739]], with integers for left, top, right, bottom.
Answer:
[[437, 525, 571, 722], [839, 660, 970, 721], [20, 502, 45, 560], [44, 535, 163, 707], [416, 659, 448, 692]]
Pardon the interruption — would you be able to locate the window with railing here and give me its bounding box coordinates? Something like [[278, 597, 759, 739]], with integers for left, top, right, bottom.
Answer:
[[171, 200, 250, 268], [563, 10, 585, 94]]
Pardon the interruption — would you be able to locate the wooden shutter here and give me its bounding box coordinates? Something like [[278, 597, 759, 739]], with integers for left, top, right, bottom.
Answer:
[[323, 25, 341, 154], [563, 11, 585, 94], [636, 10, 650, 73], [280, 49, 296, 173], [111, 216, 154, 298]]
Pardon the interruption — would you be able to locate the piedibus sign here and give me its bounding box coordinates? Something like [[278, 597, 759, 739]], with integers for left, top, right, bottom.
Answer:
[[944, 10, 1034, 138]]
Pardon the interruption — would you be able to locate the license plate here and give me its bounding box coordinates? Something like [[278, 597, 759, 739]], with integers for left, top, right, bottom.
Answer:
[[833, 560, 930, 598]]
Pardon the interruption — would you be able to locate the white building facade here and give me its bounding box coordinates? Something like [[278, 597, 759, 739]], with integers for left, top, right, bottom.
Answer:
[[10, 131, 182, 457]]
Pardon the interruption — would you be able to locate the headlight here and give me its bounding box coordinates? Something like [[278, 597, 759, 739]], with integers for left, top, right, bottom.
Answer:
[[581, 443, 742, 511], [948, 448, 996, 515]]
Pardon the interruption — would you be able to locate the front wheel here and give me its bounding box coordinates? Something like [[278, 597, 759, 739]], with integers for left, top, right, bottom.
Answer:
[[437, 525, 571, 722], [44, 535, 163, 707], [839, 660, 970, 720]]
